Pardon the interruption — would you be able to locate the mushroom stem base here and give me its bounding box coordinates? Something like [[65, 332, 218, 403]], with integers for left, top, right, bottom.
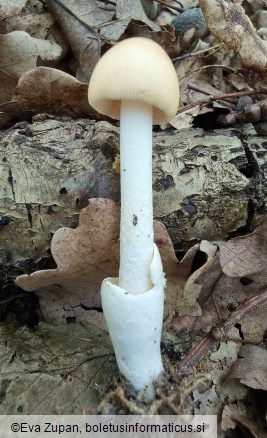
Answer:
[[101, 244, 165, 399]]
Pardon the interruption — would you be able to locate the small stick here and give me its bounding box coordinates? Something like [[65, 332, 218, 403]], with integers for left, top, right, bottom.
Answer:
[[172, 44, 223, 61], [154, 0, 184, 12], [176, 89, 266, 115], [188, 83, 261, 100], [97, 0, 116, 5], [178, 289, 267, 369]]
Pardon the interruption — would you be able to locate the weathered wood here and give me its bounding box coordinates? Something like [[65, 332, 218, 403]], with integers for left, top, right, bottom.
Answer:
[[0, 116, 266, 265]]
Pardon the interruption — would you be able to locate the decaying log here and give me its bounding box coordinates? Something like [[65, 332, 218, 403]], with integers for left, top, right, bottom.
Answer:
[[0, 115, 266, 266]]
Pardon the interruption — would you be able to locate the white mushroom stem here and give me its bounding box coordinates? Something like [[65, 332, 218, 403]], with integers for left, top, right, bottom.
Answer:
[[101, 99, 165, 397], [119, 99, 154, 293]]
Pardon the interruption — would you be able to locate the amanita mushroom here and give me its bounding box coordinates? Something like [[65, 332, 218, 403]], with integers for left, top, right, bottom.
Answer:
[[88, 37, 179, 397]]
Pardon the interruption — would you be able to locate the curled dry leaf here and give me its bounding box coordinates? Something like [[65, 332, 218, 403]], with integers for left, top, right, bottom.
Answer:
[[46, 0, 99, 82], [15, 198, 179, 324], [179, 240, 218, 317], [199, 0, 267, 72], [228, 345, 267, 391], [169, 243, 222, 335], [46, 0, 119, 81], [219, 221, 267, 277], [9, 67, 96, 118], [0, 31, 62, 104]]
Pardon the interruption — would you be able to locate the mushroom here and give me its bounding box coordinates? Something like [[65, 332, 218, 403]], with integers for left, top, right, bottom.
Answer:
[[88, 37, 179, 397]]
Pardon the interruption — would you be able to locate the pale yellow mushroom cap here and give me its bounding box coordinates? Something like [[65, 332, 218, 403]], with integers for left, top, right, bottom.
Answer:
[[88, 37, 180, 124]]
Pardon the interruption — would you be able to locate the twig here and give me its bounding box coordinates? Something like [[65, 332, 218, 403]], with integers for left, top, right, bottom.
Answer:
[[172, 44, 223, 61], [93, 17, 130, 30], [188, 84, 260, 100], [188, 83, 255, 104], [97, 0, 116, 6], [154, 0, 184, 12], [176, 89, 266, 115], [49, 0, 113, 43], [171, 0, 184, 7], [178, 288, 267, 369], [181, 64, 236, 82]]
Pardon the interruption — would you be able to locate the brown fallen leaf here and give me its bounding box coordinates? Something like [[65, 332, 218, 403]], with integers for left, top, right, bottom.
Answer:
[[219, 222, 267, 277], [228, 345, 267, 391], [221, 402, 247, 431], [9, 67, 96, 118], [171, 238, 267, 344], [15, 198, 179, 324], [199, 0, 267, 72], [221, 402, 265, 437], [16, 198, 120, 308]]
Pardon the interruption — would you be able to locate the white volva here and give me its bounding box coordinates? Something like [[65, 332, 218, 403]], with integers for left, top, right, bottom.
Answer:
[[101, 243, 165, 398]]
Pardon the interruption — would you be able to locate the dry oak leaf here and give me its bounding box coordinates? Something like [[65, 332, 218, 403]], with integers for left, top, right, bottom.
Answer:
[[228, 345, 267, 391], [11, 67, 96, 118], [199, 0, 267, 71], [219, 221, 267, 277], [0, 31, 62, 104], [16, 198, 120, 309], [15, 198, 179, 322], [171, 243, 267, 343]]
